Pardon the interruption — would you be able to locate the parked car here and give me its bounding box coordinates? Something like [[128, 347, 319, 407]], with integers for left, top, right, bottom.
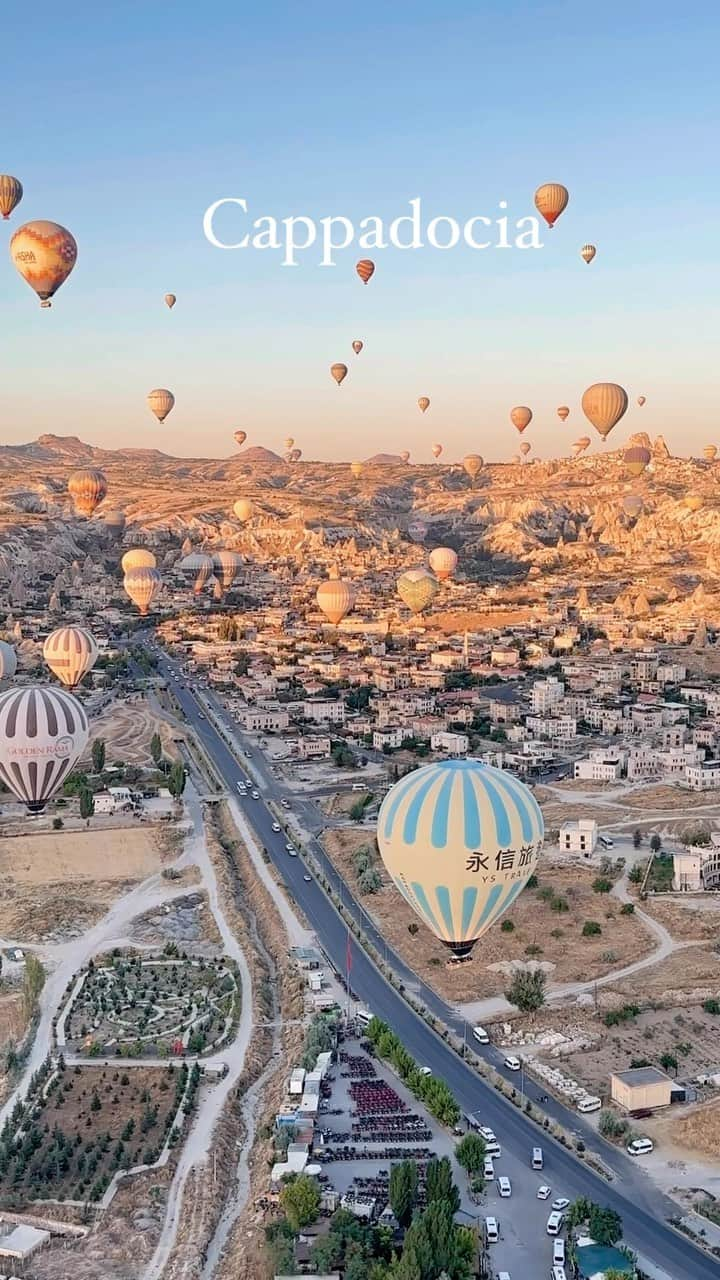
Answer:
[[272, 822, 281, 832], [546, 1211, 564, 1236], [551, 1198, 570, 1212], [503, 1055, 521, 1071], [484, 1216, 499, 1244], [627, 1137, 654, 1156], [497, 1176, 512, 1197]]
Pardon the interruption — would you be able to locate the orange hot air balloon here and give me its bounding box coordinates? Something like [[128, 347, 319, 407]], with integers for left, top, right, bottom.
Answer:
[[233, 498, 253, 522], [356, 259, 375, 284], [703, 445, 717, 462], [234, 430, 247, 447], [581, 383, 629, 440], [417, 396, 430, 414], [0, 175, 23, 220], [68, 469, 108, 518], [637, 395, 646, 406], [10, 220, 77, 307], [164, 293, 176, 308], [572, 436, 591, 456], [534, 183, 569, 228], [147, 388, 175, 422], [428, 547, 458, 581], [510, 406, 533, 434], [557, 406, 570, 421], [432, 443, 443, 459], [462, 454, 484, 480], [352, 340, 363, 355], [331, 363, 348, 386], [580, 244, 596, 264]]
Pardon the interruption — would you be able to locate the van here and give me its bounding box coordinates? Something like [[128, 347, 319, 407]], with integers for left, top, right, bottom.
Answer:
[[351, 782, 368, 791], [484, 1216, 499, 1243], [546, 1211, 564, 1235], [577, 1095, 602, 1113], [356, 1007, 373, 1028], [553, 1239, 565, 1265], [532, 1146, 543, 1170], [497, 1176, 512, 1198], [483, 1155, 495, 1181], [551, 1268, 567, 1280], [599, 834, 614, 848], [472, 1025, 489, 1044], [627, 1137, 654, 1156]]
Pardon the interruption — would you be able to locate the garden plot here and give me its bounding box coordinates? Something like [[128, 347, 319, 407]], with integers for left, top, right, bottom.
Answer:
[[63, 951, 239, 1059]]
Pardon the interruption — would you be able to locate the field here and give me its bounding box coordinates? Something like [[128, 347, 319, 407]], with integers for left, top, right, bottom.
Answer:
[[322, 829, 656, 1002], [650, 1096, 720, 1161], [0, 827, 165, 941], [65, 952, 238, 1057], [82, 697, 181, 768], [0, 1062, 187, 1207]]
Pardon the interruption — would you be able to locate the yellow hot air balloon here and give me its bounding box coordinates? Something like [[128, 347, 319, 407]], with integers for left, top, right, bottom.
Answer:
[[462, 454, 484, 480], [213, 550, 242, 593], [432, 443, 443, 459], [580, 244, 596, 264], [637, 396, 646, 406], [520, 441, 531, 457], [418, 397, 430, 414], [534, 183, 569, 228], [180, 552, 214, 595], [284, 437, 295, 451], [428, 547, 458, 581], [147, 388, 175, 423], [510, 406, 532, 434], [624, 446, 651, 477], [703, 445, 717, 462], [316, 577, 356, 626], [557, 406, 570, 421], [0, 175, 23, 220], [356, 259, 375, 283], [164, 293, 176, 309], [352, 340, 363, 355], [10, 220, 77, 306], [581, 383, 629, 440], [684, 495, 704, 513], [234, 430, 247, 447], [121, 548, 156, 574], [233, 498, 253, 522], [397, 568, 439, 615], [331, 363, 348, 386], [124, 567, 161, 615], [377, 759, 544, 958], [68, 469, 107, 518], [350, 461, 364, 479], [43, 626, 99, 690], [0, 686, 89, 812]]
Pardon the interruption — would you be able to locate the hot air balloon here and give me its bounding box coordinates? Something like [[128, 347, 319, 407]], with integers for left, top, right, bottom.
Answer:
[[316, 577, 356, 626], [519, 442, 532, 458], [233, 498, 253, 522], [703, 445, 717, 462], [43, 626, 99, 690], [377, 759, 544, 958], [0, 641, 17, 680], [164, 293, 176, 309], [213, 550, 242, 594], [68, 469, 107, 518], [462, 454, 484, 480], [510, 406, 532, 434], [356, 259, 375, 284], [581, 383, 628, 440], [400, 450, 411, 464], [124, 567, 161, 615], [637, 396, 646, 406], [352, 340, 363, 355], [624, 445, 651, 477], [290, 448, 302, 462], [428, 547, 458, 581], [408, 518, 428, 544], [99, 509, 126, 541], [147, 389, 175, 423], [623, 495, 644, 519], [557, 406, 570, 421], [121, 548, 156, 574], [418, 397, 430, 414], [284, 437, 295, 451], [0, 686, 90, 813], [572, 436, 591, 456], [10, 220, 77, 306], [234, 430, 247, 447], [684, 495, 704, 513], [350, 461, 364, 479], [0, 175, 23, 220], [180, 552, 214, 595], [580, 244, 596, 264], [432, 443, 443, 459], [331, 363, 348, 386], [396, 568, 439, 615], [534, 183, 569, 228]]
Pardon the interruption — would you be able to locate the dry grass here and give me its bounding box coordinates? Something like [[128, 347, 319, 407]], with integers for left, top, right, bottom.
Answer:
[[560, 1002, 720, 1096], [655, 1096, 720, 1160], [607, 945, 720, 1000], [323, 829, 656, 1002], [635, 895, 720, 942], [83, 697, 180, 768]]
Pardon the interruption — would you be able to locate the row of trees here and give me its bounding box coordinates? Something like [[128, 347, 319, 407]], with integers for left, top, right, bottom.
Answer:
[[364, 1018, 460, 1126]]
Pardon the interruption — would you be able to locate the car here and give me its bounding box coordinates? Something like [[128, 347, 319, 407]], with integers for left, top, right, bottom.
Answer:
[[551, 1198, 570, 1212], [497, 1176, 512, 1197], [503, 1055, 521, 1071], [287, 849, 298, 857], [271, 822, 281, 833], [285, 842, 295, 852], [546, 1211, 564, 1236], [198, 712, 205, 719], [537, 1185, 552, 1200], [280, 798, 290, 808], [627, 1137, 654, 1156], [498, 1273, 511, 1280], [251, 790, 259, 798], [484, 1216, 498, 1244], [478, 1126, 496, 1143], [484, 1139, 501, 1158], [303, 873, 312, 882], [553, 1239, 566, 1265], [419, 1066, 432, 1077], [483, 1156, 495, 1181], [472, 1024, 489, 1044]]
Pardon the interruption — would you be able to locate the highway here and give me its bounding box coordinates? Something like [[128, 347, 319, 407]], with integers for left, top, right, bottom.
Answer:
[[154, 650, 718, 1280]]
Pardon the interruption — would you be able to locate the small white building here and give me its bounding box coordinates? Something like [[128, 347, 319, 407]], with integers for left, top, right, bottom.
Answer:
[[430, 730, 469, 756], [0, 1223, 50, 1262], [574, 752, 624, 782], [685, 760, 720, 791], [559, 819, 598, 855], [373, 728, 404, 750]]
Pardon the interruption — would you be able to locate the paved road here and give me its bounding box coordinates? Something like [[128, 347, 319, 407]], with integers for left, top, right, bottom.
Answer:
[[155, 652, 716, 1280]]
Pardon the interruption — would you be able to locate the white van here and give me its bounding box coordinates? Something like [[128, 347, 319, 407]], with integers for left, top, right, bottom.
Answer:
[[551, 1268, 567, 1280], [553, 1239, 565, 1265], [356, 1008, 373, 1028], [546, 1210, 564, 1235], [483, 1155, 495, 1181], [351, 782, 368, 791], [577, 1094, 602, 1113], [497, 1176, 512, 1198], [472, 1024, 489, 1044], [627, 1137, 654, 1156], [532, 1146, 544, 1170], [484, 1216, 499, 1243]]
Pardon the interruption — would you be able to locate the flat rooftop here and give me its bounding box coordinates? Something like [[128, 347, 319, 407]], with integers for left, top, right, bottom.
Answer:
[[612, 1066, 671, 1087]]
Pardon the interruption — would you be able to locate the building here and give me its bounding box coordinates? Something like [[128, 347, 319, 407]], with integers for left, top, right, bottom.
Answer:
[[373, 728, 404, 750], [559, 819, 598, 855], [430, 730, 469, 756], [530, 676, 565, 714], [673, 840, 720, 890], [0, 1224, 51, 1264], [302, 699, 346, 725], [574, 752, 624, 782], [685, 760, 720, 791], [297, 736, 332, 759], [239, 706, 290, 732], [526, 714, 577, 741], [610, 1066, 673, 1112]]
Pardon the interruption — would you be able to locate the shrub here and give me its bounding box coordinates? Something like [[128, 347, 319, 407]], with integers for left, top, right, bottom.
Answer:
[[582, 920, 602, 937], [703, 998, 720, 1015], [500, 919, 515, 933], [592, 877, 613, 894], [620, 902, 635, 915]]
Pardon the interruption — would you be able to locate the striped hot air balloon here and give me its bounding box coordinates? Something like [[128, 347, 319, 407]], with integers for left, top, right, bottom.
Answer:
[[703, 445, 717, 462], [534, 183, 569, 228], [580, 244, 596, 264], [510, 406, 532, 434], [581, 383, 629, 439], [43, 626, 99, 689], [0, 175, 23, 220], [0, 685, 90, 812], [356, 258, 375, 283], [316, 577, 356, 626], [0, 641, 17, 680], [557, 406, 570, 421], [68, 469, 108, 518], [408, 519, 428, 544], [350, 461, 364, 478], [124, 567, 162, 615], [623, 495, 643, 519], [147, 388, 175, 422], [121, 548, 156, 574], [396, 568, 439, 615], [180, 552, 214, 595], [213, 550, 242, 593], [428, 547, 458, 581], [377, 759, 544, 959]]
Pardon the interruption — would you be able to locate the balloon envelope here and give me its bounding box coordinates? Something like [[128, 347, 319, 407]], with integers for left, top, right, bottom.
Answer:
[[557, 406, 570, 421], [350, 461, 364, 478], [534, 183, 569, 228], [234, 430, 247, 447], [164, 293, 176, 308], [510, 406, 532, 434], [581, 383, 629, 439], [418, 397, 430, 413], [43, 626, 98, 689], [637, 396, 646, 406], [68, 469, 107, 518], [703, 445, 717, 461], [316, 578, 356, 625], [180, 552, 213, 595], [432, 444, 443, 459], [356, 259, 375, 283], [397, 569, 438, 614], [331, 363, 348, 385], [121, 548, 156, 573], [147, 388, 175, 422], [10, 220, 77, 306], [624, 446, 651, 477], [233, 499, 253, 522], [0, 641, 17, 680], [0, 175, 23, 219], [213, 550, 242, 592], [377, 759, 544, 958], [408, 519, 428, 543], [580, 244, 596, 264], [124, 567, 161, 615], [352, 340, 363, 355], [462, 454, 484, 479], [0, 686, 90, 812], [428, 547, 458, 580]]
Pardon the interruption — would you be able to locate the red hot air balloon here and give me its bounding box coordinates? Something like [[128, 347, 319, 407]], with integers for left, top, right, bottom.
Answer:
[[356, 259, 375, 284]]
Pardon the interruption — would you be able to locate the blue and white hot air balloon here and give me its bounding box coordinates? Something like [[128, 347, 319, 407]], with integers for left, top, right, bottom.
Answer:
[[377, 759, 544, 960]]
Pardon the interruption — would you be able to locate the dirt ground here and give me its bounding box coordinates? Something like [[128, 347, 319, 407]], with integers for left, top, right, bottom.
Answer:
[[649, 1096, 720, 1161], [606, 946, 720, 1001], [322, 829, 656, 1002], [82, 697, 180, 768], [635, 895, 720, 942]]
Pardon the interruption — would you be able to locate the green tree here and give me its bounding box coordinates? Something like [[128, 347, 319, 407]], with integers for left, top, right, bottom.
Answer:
[[91, 739, 106, 773], [506, 967, 546, 1013], [389, 1159, 418, 1228], [280, 1172, 321, 1231], [455, 1132, 486, 1175], [588, 1203, 623, 1246], [168, 761, 186, 798], [660, 1052, 678, 1075], [425, 1156, 460, 1214], [79, 786, 95, 820], [650, 834, 662, 853], [150, 732, 163, 765], [582, 920, 602, 936]]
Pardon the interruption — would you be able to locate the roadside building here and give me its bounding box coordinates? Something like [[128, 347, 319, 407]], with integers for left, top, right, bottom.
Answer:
[[297, 736, 332, 759], [574, 751, 624, 782], [559, 819, 598, 855], [430, 730, 469, 755], [673, 840, 720, 890], [685, 759, 720, 791], [0, 1224, 51, 1264], [610, 1066, 673, 1112]]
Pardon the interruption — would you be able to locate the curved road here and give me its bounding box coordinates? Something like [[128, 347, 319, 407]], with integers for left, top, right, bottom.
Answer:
[[157, 652, 718, 1280]]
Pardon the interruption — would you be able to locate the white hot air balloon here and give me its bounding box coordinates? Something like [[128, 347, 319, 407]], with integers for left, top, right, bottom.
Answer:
[[121, 548, 156, 574], [0, 685, 90, 812], [428, 547, 458, 581], [213, 550, 242, 594], [0, 640, 17, 680], [180, 552, 214, 595], [124, 567, 162, 615], [43, 626, 99, 690], [316, 577, 356, 626]]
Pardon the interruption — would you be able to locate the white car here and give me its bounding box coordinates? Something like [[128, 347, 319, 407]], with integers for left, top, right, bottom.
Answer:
[[251, 790, 260, 799], [537, 1184, 552, 1200], [484, 1216, 498, 1244], [281, 798, 291, 808], [303, 873, 312, 882], [272, 822, 281, 833], [478, 1126, 496, 1142], [287, 849, 298, 858], [419, 1066, 432, 1076], [503, 1055, 521, 1071], [497, 1176, 512, 1197], [627, 1137, 654, 1156], [552, 1197, 570, 1212]]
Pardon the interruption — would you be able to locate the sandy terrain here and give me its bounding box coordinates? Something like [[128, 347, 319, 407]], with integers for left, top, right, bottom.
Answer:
[[635, 895, 720, 942], [606, 945, 720, 1001], [83, 698, 181, 768], [650, 1096, 720, 1161], [322, 829, 656, 1002]]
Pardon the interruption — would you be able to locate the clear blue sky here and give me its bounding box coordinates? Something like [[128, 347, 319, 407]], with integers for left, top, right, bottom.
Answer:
[[2, 0, 718, 460]]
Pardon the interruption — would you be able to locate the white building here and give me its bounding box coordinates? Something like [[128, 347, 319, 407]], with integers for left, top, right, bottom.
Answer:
[[526, 714, 577, 741], [373, 728, 404, 750], [559, 819, 598, 855], [574, 751, 624, 782], [430, 730, 469, 756], [685, 760, 720, 791], [302, 699, 346, 725], [673, 839, 720, 890], [530, 677, 565, 714], [240, 706, 290, 732]]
